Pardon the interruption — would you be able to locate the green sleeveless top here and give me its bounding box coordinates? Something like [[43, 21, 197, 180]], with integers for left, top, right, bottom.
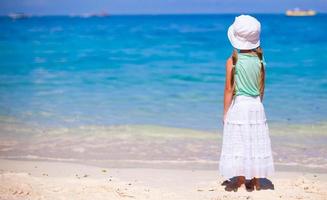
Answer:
[[233, 53, 265, 97]]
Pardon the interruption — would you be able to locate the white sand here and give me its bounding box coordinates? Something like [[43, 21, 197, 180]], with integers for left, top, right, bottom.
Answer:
[[0, 159, 327, 200]]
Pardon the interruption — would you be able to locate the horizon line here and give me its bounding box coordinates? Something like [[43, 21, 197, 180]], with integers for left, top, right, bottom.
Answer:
[[1, 12, 326, 17]]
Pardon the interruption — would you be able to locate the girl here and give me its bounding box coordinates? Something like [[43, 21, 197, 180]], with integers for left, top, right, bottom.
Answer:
[[219, 15, 275, 191]]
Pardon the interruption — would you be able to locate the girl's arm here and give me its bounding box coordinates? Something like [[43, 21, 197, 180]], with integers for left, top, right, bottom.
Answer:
[[223, 57, 234, 123], [260, 82, 264, 102]]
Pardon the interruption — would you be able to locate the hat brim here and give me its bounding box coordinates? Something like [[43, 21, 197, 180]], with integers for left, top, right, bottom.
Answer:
[[227, 25, 260, 50]]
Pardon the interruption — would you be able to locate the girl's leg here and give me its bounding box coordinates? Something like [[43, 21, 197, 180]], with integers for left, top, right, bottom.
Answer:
[[245, 177, 261, 191], [245, 178, 255, 191], [237, 176, 245, 186], [253, 177, 261, 190], [224, 176, 245, 192]]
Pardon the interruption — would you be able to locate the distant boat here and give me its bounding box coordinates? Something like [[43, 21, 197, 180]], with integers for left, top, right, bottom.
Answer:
[[8, 12, 29, 20], [97, 11, 109, 17], [80, 11, 109, 18], [286, 8, 317, 16]]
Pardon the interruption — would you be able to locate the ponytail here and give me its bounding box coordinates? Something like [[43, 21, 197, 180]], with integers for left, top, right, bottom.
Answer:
[[255, 47, 265, 97], [231, 49, 238, 91]]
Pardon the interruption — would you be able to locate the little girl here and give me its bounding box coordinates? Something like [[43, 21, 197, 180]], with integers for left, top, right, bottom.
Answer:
[[219, 15, 275, 191]]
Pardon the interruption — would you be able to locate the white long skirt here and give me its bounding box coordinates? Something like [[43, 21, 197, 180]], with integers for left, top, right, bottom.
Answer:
[[219, 95, 275, 180]]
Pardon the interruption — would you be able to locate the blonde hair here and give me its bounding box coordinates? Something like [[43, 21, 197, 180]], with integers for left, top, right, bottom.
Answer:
[[255, 47, 265, 95]]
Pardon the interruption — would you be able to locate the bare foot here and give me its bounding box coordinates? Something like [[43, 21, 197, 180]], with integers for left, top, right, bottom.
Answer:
[[245, 179, 255, 192], [253, 177, 261, 190], [225, 176, 245, 192], [237, 176, 245, 186]]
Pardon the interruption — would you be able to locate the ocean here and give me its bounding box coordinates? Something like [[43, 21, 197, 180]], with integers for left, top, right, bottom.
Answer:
[[0, 14, 326, 171]]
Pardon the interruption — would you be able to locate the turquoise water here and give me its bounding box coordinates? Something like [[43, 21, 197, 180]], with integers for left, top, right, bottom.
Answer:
[[0, 14, 326, 130]]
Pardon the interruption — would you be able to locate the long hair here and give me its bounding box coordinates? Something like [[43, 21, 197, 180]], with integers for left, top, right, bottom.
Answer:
[[230, 47, 265, 95], [231, 49, 238, 91], [255, 47, 265, 95]]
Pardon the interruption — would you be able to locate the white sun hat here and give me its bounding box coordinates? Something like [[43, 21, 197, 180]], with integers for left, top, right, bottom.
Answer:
[[227, 15, 261, 50]]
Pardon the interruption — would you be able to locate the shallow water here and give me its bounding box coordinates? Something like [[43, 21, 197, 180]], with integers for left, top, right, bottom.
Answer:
[[0, 117, 326, 172]]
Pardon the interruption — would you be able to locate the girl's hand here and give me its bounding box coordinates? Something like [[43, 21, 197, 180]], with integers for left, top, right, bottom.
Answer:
[[222, 113, 227, 125]]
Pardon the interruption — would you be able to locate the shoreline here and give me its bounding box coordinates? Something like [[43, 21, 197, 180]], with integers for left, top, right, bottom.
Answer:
[[1, 122, 327, 173], [1, 157, 327, 174], [1, 158, 327, 200]]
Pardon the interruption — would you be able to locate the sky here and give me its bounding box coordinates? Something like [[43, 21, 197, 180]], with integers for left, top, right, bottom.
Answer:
[[0, 0, 326, 15]]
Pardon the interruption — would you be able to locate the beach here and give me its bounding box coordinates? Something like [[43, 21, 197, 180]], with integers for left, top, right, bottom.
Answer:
[[1, 159, 327, 200], [0, 14, 327, 199], [1, 121, 327, 199]]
